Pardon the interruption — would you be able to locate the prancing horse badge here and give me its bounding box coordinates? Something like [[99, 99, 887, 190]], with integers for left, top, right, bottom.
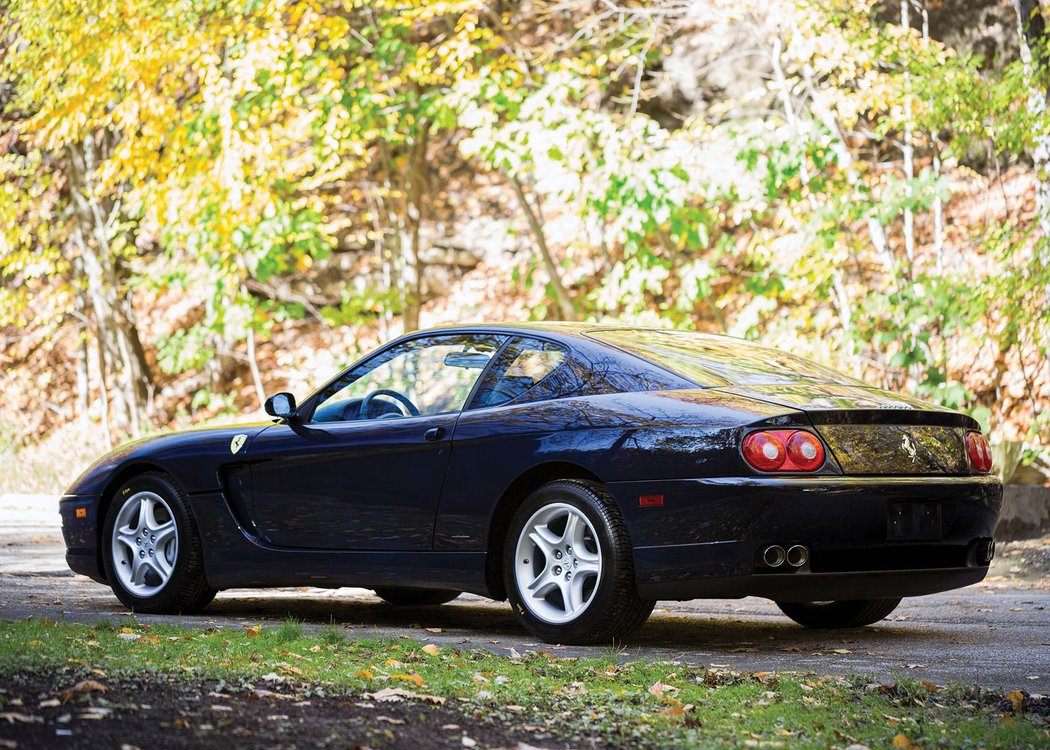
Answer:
[[230, 434, 247, 454]]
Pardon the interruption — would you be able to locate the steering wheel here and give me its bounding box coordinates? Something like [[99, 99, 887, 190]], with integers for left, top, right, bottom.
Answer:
[[359, 389, 421, 420]]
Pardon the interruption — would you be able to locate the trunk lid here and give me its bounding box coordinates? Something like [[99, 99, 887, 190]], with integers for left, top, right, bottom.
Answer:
[[719, 384, 977, 475]]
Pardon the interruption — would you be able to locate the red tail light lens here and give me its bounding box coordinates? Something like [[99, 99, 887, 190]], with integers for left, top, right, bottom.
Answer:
[[742, 430, 826, 473], [742, 431, 786, 471], [786, 430, 826, 471], [965, 431, 993, 472]]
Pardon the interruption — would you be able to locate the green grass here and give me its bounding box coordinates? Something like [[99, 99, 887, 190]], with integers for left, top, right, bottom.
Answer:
[[1, 618, 1045, 748]]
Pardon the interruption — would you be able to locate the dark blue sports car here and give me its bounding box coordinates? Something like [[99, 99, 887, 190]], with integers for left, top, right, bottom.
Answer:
[[61, 324, 1002, 644]]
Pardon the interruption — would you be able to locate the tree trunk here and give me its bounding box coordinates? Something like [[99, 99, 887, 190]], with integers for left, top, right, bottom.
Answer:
[[1014, 0, 1050, 238], [400, 125, 431, 333], [509, 175, 578, 321], [66, 136, 153, 435], [901, 0, 915, 269], [74, 287, 90, 417]]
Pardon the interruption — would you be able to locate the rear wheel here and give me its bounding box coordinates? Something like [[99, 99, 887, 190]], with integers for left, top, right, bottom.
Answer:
[[504, 480, 654, 645], [776, 598, 902, 629], [102, 472, 215, 614], [373, 588, 461, 606]]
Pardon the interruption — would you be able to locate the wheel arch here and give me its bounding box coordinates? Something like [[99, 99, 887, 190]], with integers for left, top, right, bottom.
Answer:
[[94, 461, 172, 580], [484, 461, 606, 600]]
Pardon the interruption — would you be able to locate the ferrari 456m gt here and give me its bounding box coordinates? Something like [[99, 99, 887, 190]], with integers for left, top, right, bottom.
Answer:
[[61, 324, 1002, 644]]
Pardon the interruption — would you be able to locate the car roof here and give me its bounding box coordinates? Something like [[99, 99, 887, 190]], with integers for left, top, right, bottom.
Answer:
[[416, 323, 864, 389], [419, 321, 678, 341]]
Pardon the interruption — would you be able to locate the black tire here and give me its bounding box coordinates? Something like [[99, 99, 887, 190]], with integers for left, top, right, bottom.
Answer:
[[373, 588, 461, 606], [101, 472, 216, 614], [776, 598, 902, 629], [503, 479, 655, 645]]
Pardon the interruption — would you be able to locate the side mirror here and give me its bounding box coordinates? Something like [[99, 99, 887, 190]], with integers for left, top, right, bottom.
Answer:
[[264, 392, 298, 420]]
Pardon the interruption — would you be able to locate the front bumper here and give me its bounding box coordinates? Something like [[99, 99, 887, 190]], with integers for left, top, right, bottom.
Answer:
[[608, 474, 1002, 601], [59, 494, 105, 583]]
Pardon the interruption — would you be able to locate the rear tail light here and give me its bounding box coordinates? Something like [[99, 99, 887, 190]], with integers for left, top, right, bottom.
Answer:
[[786, 431, 826, 471], [742, 430, 826, 473], [965, 431, 993, 472]]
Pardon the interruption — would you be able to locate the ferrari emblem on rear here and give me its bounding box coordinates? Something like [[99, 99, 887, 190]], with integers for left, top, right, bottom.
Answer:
[[230, 434, 247, 454], [901, 433, 918, 462]]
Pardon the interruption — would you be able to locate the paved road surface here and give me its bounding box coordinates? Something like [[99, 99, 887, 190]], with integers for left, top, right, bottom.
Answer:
[[2, 495, 1047, 688]]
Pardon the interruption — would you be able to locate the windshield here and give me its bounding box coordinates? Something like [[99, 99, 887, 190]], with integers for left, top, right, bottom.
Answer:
[[588, 329, 864, 387]]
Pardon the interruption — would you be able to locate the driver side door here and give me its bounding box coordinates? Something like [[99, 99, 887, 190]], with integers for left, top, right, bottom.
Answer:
[[245, 333, 504, 550]]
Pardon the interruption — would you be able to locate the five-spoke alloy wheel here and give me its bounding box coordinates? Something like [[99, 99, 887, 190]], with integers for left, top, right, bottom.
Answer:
[[504, 480, 654, 644], [102, 472, 216, 614], [111, 490, 179, 597], [513, 502, 603, 624]]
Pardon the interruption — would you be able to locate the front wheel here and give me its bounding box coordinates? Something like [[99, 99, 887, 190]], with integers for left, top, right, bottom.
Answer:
[[776, 598, 902, 629], [504, 480, 654, 645], [102, 472, 215, 614]]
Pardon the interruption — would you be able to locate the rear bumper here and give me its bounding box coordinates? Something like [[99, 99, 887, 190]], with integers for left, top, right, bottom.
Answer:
[[635, 561, 988, 600], [609, 474, 1002, 601], [59, 494, 105, 583]]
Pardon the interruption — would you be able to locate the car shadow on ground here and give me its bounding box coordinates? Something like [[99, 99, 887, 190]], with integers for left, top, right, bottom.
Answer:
[[185, 594, 949, 655]]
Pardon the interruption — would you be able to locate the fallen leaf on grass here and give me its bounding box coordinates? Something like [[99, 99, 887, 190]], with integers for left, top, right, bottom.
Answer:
[[648, 681, 678, 699], [354, 670, 375, 680], [1004, 690, 1025, 711], [390, 673, 425, 688], [365, 687, 446, 705], [116, 633, 140, 641], [421, 644, 440, 656], [244, 626, 261, 639], [60, 680, 109, 701], [659, 703, 695, 719], [892, 734, 913, 748]]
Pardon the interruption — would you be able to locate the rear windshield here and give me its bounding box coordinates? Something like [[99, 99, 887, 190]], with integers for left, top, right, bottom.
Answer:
[[588, 329, 863, 387]]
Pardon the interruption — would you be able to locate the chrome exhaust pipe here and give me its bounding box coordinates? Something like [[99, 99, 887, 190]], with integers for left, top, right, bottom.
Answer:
[[762, 545, 786, 568], [786, 544, 809, 568]]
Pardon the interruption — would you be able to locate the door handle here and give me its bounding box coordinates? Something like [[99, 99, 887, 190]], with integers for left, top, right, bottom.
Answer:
[[423, 427, 445, 442]]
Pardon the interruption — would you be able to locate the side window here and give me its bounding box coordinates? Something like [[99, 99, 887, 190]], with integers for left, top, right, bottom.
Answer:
[[311, 334, 504, 423], [470, 337, 568, 409]]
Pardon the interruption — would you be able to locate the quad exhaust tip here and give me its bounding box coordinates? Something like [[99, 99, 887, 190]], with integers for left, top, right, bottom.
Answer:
[[786, 544, 809, 568], [762, 545, 787, 568]]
